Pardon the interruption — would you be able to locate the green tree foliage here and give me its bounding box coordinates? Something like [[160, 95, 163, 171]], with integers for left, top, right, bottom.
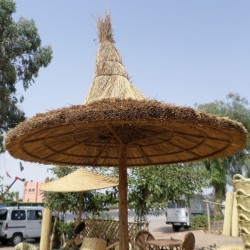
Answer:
[[128, 164, 208, 225], [196, 93, 250, 217], [0, 0, 53, 152]]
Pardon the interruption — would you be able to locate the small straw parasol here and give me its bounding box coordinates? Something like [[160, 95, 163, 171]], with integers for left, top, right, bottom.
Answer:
[[5, 13, 247, 250], [40, 168, 118, 223], [40, 168, 118, 193]]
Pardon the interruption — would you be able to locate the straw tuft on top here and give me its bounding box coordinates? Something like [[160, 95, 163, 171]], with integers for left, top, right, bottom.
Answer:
[[97, 12, 115, 43], [84, 12, 145, 104]]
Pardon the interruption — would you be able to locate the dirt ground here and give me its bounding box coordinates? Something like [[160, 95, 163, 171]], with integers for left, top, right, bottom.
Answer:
[[154, 230, 244, 250], [0, 231, 244, 250]]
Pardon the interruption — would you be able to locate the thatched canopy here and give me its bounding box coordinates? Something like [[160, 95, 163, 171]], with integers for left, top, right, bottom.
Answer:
[[40, 168, 118, 192], [5, 98, 247, 166], [4, 12, 247, 250], [5, 13, 247, 165]]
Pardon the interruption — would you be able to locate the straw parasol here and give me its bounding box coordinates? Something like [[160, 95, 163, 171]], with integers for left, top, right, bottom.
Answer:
[[40, 168, 118, 224], [40, 168, 118, 192], [5, 13, 247, 250]]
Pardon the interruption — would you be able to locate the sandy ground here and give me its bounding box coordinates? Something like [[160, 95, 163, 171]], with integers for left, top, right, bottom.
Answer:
[[154, 230, 243, 249], [0, 230, 244, 250]]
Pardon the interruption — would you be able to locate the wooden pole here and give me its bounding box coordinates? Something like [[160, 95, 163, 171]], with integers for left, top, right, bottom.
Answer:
[[206, 202, 211, 233], [231, 192, 239, 237], [77, 192, 83, 224], [40, 207, 52, 250], [119, 143, 129, 250], [223, 192, 234, 236]]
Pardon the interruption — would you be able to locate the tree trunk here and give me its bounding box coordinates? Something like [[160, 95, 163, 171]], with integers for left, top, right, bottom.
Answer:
[[214, 185, 225, 219]]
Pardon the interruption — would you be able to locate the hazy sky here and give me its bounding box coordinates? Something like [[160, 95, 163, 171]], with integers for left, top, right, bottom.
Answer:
[[1, 0, 250, 196]]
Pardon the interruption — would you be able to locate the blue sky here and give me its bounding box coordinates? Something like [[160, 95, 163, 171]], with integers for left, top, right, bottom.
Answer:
[[1, 0, 250, 196]]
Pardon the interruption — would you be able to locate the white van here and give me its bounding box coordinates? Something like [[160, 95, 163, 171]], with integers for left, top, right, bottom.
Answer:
[[165, 200, 191, 232], [0, 206, 43, 245], [165, 195, 207, 232]]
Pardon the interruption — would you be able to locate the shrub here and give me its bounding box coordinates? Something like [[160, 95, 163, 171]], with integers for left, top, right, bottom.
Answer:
[[191, 215, 208, 230]]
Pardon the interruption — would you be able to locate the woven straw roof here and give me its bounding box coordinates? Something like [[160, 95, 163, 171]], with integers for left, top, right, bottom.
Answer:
[[5, 98, 247, 166], [5, 13, 247, 166], [40, 168, 118, 192]]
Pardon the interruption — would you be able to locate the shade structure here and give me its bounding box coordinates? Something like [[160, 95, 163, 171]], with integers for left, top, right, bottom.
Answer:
[[5, 13, 247, 250], [5, 99, 247, 166], [40, 168, 118, 192]]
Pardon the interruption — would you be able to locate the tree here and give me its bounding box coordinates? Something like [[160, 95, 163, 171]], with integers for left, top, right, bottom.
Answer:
[[0, 0, 53, 152], [196, 93, 250, 217], [128, 164, 208, 225]]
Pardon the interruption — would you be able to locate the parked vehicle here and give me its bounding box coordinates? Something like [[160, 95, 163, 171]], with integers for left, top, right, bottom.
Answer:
[[165, 195, 207, 232], [0, 206, 43, 245]]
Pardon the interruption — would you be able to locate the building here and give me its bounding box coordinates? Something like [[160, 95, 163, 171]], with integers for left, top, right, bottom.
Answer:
[[22, 180, 45, 203]]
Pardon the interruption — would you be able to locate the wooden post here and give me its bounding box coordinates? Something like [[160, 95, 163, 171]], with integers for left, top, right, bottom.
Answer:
[[77, 192, 83, 224], [119, 143, 129, 250], [40, 207, 52, 250], [231, 192, 239, 237], [223, 192, 234, 236], [206, 202, 211, 232]]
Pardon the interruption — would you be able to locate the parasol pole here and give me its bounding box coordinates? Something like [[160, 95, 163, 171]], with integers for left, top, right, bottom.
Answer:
[[40, 207, 52, 250], [119, 143, 129, 250], [77, 192, 83, 224]]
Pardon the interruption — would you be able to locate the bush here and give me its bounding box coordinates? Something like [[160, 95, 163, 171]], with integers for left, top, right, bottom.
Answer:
[[56, 221, 75, 240], [191, 215, 208, 230]]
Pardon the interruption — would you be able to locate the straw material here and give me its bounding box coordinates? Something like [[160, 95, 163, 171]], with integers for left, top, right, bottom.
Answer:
[[233, 174, 250, 192], [223, 192, 234, 236], [237, 204, 250, 217], [232, 193, 239, 237], [84, 13, 144, 104], [239, 214, 250, 229], [40, 207, 52, 250], [5, 13, 247, 167], [240, 227, 250, 245], [80, 237, 106, 250], [82, 218, 143, 250], [5, 98, 247, 167], [40, 168, 118, 192], [14, 242, 38, 250], [181, 232, 195, 250], [240, 227, 250, 235], [4, 12, 248, 250], [236, 190, 250, 209]]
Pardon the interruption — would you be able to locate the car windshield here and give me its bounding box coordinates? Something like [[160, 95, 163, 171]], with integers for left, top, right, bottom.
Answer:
[[0, 209, 8, 220]]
